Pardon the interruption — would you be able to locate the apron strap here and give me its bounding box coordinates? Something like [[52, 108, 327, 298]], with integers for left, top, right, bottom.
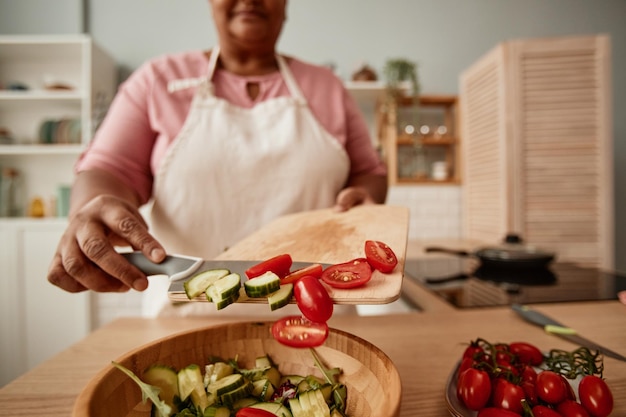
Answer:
[[168, 46, 306, 105]]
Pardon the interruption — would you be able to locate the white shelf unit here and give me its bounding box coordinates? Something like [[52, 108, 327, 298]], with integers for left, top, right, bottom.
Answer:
[[0, 35, 116, 387], [0, 34, 117, 218]]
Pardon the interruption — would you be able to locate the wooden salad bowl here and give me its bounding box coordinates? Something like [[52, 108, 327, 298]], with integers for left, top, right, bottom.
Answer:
[[72, 321, 402, 417]]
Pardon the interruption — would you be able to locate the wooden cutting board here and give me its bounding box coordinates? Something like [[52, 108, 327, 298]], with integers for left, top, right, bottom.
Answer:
[[216, 204, 409, 304]]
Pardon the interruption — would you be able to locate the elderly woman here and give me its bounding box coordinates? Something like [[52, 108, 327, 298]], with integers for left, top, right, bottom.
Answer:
[[47, 0, 387, 315]]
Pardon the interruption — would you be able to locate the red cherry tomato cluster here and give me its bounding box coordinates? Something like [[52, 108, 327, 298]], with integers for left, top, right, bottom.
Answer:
[[457, 338, 614, 417], [250, 241, 398, 349]]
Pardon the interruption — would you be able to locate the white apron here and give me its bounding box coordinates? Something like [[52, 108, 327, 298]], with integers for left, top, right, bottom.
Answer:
[[142, 48, 355, 317]]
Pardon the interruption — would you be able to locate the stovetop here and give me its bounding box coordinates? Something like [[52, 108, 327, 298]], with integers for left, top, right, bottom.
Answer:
[[404, 256, 626, 308]]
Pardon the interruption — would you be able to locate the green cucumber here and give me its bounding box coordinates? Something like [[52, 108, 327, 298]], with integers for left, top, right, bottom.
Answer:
[[219, 380, 253, 404], [142, 365, 179, 413], [255, 356, 273, 368], [211, 273, 242, 299], [203, 406, 231, 417], [251, 378, 275, 401], [177, 364, 209, 410], [204, 362, 234, 386], [207, 373, 246, 396], [232, 397, 258, 410], [183, 269, 230, 299], [244, 271, 281, 298], [267, 284, 293, 310]]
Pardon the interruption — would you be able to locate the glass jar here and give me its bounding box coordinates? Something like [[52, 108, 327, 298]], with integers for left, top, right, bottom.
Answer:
[[0, 167, 22, 217]]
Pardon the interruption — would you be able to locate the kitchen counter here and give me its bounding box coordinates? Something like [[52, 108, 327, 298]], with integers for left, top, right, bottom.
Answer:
[[1, 300, 624, 416]]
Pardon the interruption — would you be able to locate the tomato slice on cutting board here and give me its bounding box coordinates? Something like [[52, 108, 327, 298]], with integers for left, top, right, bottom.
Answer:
[[271, 316, 329, 348], [245, 254, 293, 278], [280, 263, 323, 285], [364, 240, 398, 273], [321, 258, 372, 289]]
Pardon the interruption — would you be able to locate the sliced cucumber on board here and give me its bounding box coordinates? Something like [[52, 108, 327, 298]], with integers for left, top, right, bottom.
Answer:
[[184, 269, 230, 299]]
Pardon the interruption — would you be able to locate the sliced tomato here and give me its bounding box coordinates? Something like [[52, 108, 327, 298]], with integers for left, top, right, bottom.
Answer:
[[364, 240, 398, 273], [236, 407, 276, 417], [321, 258, 372, 289], [281, 263, 323, 285], [294, 275, 333, 323], [271, 315, 329, 348], [245, 254, 293, 279]]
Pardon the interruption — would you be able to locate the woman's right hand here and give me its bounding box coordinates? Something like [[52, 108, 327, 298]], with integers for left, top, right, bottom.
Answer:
[[47, 194, 166, 293]]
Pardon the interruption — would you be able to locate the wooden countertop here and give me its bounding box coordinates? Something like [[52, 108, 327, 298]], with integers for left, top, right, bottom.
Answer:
[[1, 300, 625, 416]]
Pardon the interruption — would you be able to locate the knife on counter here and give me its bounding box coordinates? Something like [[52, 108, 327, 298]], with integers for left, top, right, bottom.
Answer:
[[512, 304, 626, 363]]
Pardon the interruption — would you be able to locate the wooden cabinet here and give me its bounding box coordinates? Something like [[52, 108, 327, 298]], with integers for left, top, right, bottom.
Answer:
[[378, 94, 460, 185], [460, 34, 613, 269]]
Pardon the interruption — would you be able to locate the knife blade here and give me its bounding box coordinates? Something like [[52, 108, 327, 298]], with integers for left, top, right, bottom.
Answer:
[[120, 250, 330, 285], [512, 304, 626, 362]]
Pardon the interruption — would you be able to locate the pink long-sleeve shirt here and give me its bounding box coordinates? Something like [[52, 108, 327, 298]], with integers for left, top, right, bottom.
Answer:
[[76, 50, 386, 204]]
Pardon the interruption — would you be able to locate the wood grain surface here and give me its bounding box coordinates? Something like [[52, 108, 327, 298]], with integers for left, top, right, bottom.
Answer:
[[214, 204, 410, 304], [1, 300, 624, 417]]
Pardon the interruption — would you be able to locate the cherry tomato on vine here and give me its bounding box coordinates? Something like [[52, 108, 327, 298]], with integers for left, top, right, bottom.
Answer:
[[532, 405, 563, 417], [509, 341, 544, 366], [477, 408, 523, 417], [246, 254, 292, 278], [236, 408, 276, 417], [271, 316, 328, 348], [557, 399, 592, 417], [280, 263, 323, 285], [321, 258, 372, 289], [491, 378, 525, 415], [578, 375, 613, 417], [364, 240, 398, 273], [463, 342, 485, 360], [536, 370, 569, 404], [457, 368, 491, 411], [294, 275, 333, 323], [520, 365, 538, 384]]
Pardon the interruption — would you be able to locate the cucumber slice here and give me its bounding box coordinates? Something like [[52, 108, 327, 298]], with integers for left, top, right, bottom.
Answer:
[[142, 365, 179, 413], [267, 283, 293, 310], [244, 271, 281, 298], [255, 356, 273, 368], [251, 378, 275, 401], [204, 362, 234, 386], [207, 373, 246, 396], [211, 273, 242, 299], [232, 397, 258, 411], [183, 269, 230, 299], [252, 401, 294, 417], [177, 364, 209, 410], [203, 406, 231, 417], [219, 380, 252, 404]]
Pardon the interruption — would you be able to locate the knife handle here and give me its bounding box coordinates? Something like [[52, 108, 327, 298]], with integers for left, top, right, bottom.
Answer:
[[120, 251, 203, 281]]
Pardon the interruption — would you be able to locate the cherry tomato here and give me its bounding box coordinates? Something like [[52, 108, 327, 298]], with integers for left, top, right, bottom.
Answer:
[[364, 240, 398, 273], [578, 375, 613, 417], [281, 263, 323, 285], [536, 370, 569, 404], [271, 316, 329, 348], [457, 368, 491, 411], [532, 405, 563, 417], [463, 342, 485, 360], [236, 407, 276, 417], [477, 408, 523, 417], [509, 341, 544, 366], [557, 399, 591, 417], [491, 378, 525, 415], [458, 356, 476, 377], [321, 258, 372, 289], [521, 381, 538, 406], [294, 275, 333, 323], [521, 365, 538, 384], [246, 254, 292, 278]]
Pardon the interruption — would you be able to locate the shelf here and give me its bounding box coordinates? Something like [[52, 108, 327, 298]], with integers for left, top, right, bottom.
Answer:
[[0, 144, 84, 155], [0, 90, 85, 101], [396, 134, 457, 146]]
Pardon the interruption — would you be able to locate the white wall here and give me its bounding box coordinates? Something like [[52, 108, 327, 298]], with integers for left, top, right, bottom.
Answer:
[[1, 0, 625, 272]]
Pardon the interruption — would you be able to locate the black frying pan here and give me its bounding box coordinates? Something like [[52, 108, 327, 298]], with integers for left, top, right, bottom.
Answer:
[[425, 234, 556, 269]]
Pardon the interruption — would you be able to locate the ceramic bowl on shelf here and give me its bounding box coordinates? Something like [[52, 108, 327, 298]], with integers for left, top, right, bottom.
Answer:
[[72, 321, 402, 417]]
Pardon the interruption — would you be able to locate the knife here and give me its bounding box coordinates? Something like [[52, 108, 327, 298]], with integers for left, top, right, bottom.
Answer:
[[512, 304, 626, 362], [120, 250, 330, 290]]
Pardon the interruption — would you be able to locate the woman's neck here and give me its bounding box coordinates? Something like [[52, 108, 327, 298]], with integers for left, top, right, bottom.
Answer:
[[211, 45, 279, 76]]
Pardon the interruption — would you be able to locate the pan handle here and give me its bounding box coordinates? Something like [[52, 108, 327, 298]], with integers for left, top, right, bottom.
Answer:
[[424, 247, 472, 257]]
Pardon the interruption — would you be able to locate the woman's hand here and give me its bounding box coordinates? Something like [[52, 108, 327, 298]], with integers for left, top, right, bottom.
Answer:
[[334, 173, 388, 212], [47, 171, 166, 293]]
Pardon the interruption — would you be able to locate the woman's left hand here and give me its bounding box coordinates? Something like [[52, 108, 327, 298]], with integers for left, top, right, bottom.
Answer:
[[333, 186, 377, 212]]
